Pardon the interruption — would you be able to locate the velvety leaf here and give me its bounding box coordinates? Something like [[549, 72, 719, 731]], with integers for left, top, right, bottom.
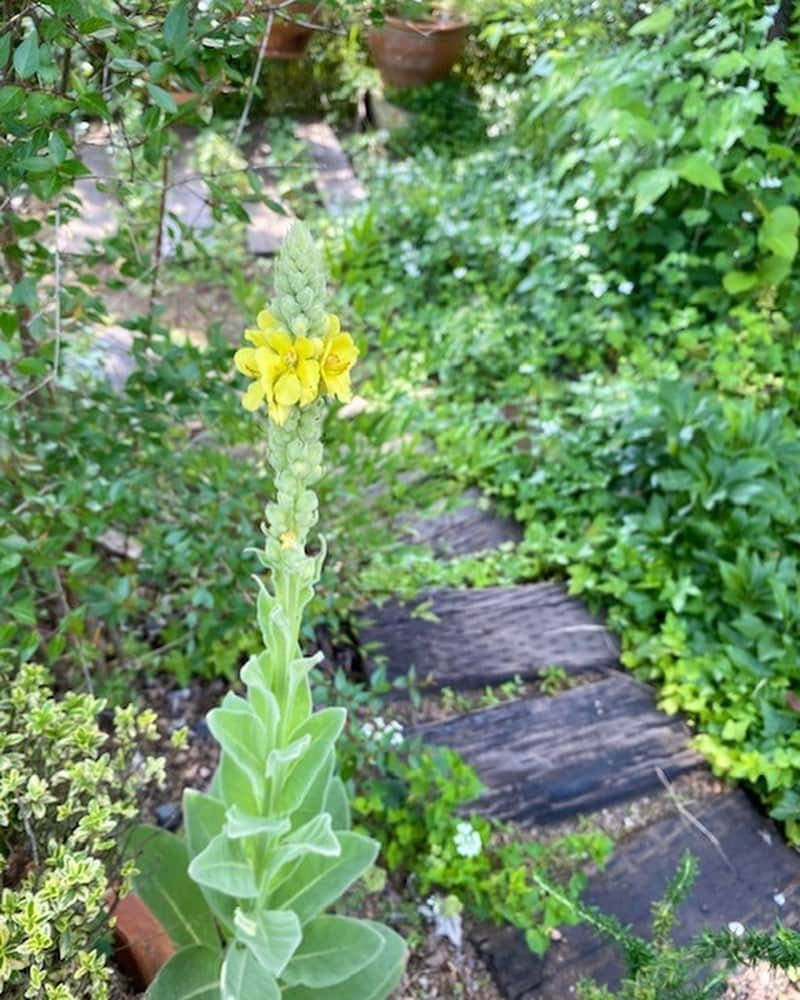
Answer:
[[281, 916, 384, 988], [221, 943, 279, 1000], [189, 833, 258, 899], [279, 708, 346, 814], [146, 945, 221, 1000], [128, 825, 219, 951], [233, 907, 301, 977]]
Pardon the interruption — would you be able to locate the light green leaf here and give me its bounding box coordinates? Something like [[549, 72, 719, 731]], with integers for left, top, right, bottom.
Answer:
[[630, 7, 673, 36], [324, 775, 351, 830], [128, 825, 219, 951], [146, 82, 178, 113], [282, 922, 406, 1000], [264, 814, 340, 886], [288, 753, 334, 830], [225, 805, 290, 841], [241, 654, 280, 733], [757, 254, 793, 286], [233, 907, 301, 977], [183, 791, 235, 933], [146, 945, 221, 1000], [676, 153, 725, 193], [281, 916, 384, 988], [221, 943, 279, 1000], [13, 30, 39, 79], [758, 205, 799, 260], [189, 834, 257, 899], [711, 51, 749, 78], [269, 831, 378, 925], [279, 708, 346, 814], [208, 695, 268, 795], [722, 270, 759, 294], [632, 167, 676, 215]]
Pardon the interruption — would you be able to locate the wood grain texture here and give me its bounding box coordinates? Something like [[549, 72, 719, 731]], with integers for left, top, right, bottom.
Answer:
[[475, 791, 800, 999], [405, 489, 522, 558], [358, 583, 619, 689], [414, 676, 703, 824]]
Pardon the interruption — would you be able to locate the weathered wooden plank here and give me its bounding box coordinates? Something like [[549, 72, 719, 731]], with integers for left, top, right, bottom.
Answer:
[[415, 676, 703, 824], [294, 120, 366, 215], [475, 791, 800, 999], [405, 489, 522, 558], [358, 584, 619, 689]]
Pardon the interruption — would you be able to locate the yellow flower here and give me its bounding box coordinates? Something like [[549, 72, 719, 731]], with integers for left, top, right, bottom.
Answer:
[[234, 311, 321, 425], [318, 314, 358, 403]]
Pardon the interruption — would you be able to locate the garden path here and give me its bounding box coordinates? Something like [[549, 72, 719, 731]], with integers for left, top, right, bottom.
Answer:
[[359, 495, 800, 998]]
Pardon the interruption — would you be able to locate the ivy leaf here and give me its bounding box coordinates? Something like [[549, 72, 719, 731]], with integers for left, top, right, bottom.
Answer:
[[630, 7, 673, 36], [13, 30, 39, 79], [758, 205, 799, 261], [676, 153, 724, 193]]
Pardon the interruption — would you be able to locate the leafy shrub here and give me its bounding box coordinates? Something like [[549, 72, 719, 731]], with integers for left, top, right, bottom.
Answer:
[[0, 659, 164, 998]]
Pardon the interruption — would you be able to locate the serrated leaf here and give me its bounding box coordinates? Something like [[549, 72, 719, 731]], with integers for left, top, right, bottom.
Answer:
[[632, 167, 675, 215], [759, 205, 799, 260], [281, 916, 384, 988], [630, 7, 673, 36], [127, 825, 219, 951], [676, 153, 724, 193], [146, 945, 221, 1000]]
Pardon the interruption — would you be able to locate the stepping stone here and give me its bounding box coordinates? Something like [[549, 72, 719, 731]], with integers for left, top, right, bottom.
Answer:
[[245, 199, 294, 256], [294, 120, 366, 215], [358, 584, 618, 689], [406, 489, 522, 558], [475, 790, 800, 999], [414, 675, 703, 825], [162, 141, 212, 257]]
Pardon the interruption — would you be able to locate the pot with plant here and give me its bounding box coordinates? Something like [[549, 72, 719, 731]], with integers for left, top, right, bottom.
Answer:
[[248, 1, 322, 60], [367, 1, 470, 88]]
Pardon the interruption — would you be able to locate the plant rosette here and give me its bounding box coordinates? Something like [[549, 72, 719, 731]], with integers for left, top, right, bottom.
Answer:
[[367, 6, 470, 88], [127, 224, 406, 1000]]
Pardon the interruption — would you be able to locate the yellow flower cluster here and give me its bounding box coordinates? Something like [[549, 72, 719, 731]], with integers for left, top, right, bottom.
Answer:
[[234, 311, 358, 425]]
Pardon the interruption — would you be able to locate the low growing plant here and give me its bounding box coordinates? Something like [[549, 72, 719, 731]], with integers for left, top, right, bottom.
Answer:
[[132, 224, 406, 999], [0, 658, 165, 999]]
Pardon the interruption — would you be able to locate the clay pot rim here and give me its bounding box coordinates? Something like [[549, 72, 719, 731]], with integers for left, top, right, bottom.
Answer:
[[378, 12, 470, 34]]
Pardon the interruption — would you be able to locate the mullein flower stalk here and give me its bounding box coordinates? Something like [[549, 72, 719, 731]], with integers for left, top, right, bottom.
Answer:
[[143, 225, 405, 1000]]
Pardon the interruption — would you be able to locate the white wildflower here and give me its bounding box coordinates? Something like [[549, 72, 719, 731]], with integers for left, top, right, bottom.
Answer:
[[618, 280, 634, 296], [453, 821, 481, 858]]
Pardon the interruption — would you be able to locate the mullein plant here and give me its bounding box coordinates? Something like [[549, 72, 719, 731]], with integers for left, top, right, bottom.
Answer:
[[133, 224, 406, 999]]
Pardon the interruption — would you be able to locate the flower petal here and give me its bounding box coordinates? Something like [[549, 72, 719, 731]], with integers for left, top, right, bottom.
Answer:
[[244, 327, 269, 348], [274, 372, 301, 406], [257, 310, 281, 331], [325, 314, 341, 337], [297, 358, 320, 404], [235, 347, 260, 378], [295, 337, 315, 360], [242, 380, 266, 411], [266, 329, 293, 356]]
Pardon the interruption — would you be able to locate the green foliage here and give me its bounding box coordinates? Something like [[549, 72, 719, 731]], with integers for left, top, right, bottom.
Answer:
[[351, 737, 613, 956], [0, 659, 164, 998], [574, 852, 800, 999]]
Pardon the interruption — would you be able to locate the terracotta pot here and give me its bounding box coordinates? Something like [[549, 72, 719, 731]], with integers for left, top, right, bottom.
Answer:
[[112, 891, 175, 990], [367, 13, 470, 88], [255, 2, 320, 60]]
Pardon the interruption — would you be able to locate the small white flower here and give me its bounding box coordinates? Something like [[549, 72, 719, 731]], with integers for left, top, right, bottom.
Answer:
[[361, 722, 375, 739], [774, 892, 786, 907], [759, 176, 782, 189], [618, 280, 634, 296], [728, 921, 745, 936], [741, 211, 755, 223], [453, 821, 481, 858], [574, 196, 590, 211], [453, 266, 467, 279]]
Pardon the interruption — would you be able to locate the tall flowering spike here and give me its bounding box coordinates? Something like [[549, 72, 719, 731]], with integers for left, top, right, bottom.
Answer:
[[234, 224, 360, 425], [272, 222, 328, 338]]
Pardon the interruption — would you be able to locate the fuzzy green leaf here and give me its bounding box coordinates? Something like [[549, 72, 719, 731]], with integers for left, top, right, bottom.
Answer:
[[189, 833, 257, 899], [281, 916, 384, 988], [221, 943, 280, 1000], [146, 945, 221, 1000], [233, 907, 301, 977]]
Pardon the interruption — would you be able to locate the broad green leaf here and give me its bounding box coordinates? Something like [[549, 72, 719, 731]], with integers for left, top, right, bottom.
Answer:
[[241, 654, 280, 733], [279, 708, 346, 813], [221, 943, 279, 1000], [215, 751, 261, 815], [233, 907, 301, 976], [757, 254, 793, 286], [146, 82, 178, 113], [189, 834, 258, 899], [711, 51, 748, 78], [758, 205, 799, 261], [164, 0, 189, 51], [632, 167, 675, 215], [0, 34, 10, 67], [128, 825, 219, 950], [269, 831, 378, 925], [630, 7, 673, 36], [146, 945, 221, 1000], [282, 922, 406, 1000], [676, 154, 724, 193], [264, 814, 340, 886], [290, 752, 335, 829], [208, 696, 268, 795], [183, 791, 235, 933], [13, 30, 39, 79], [324, 776, 351, 830], [723, 270, 759, 294], [281, 916, 384, 989]]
